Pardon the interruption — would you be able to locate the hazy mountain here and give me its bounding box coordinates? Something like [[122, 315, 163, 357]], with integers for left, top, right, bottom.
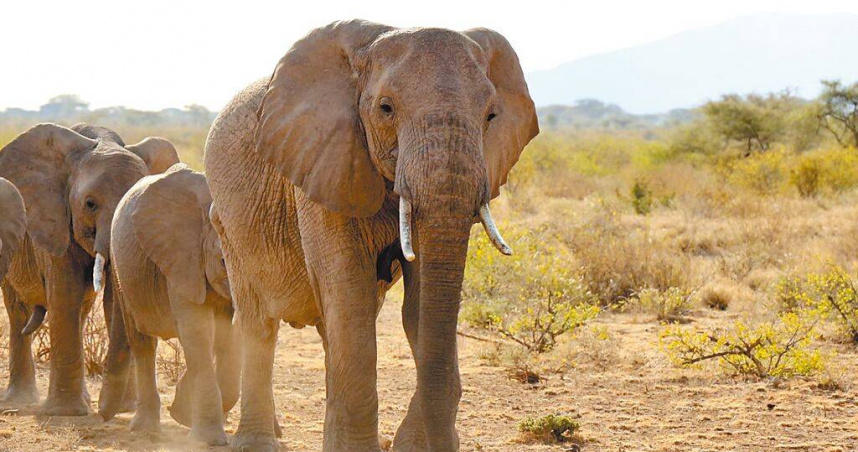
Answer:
[[527, 13, 858, 114]]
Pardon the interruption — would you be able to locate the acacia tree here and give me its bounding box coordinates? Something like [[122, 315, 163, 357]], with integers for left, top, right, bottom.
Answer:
[[702, 92, 797, 154], [818, 80, 858, 148]]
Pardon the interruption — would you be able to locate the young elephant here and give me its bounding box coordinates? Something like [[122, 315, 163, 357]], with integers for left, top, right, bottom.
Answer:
[[100, 164, 239, 445]]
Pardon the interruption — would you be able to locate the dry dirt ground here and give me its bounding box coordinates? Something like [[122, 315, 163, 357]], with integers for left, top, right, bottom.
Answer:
[[0, 296, 856, 452]]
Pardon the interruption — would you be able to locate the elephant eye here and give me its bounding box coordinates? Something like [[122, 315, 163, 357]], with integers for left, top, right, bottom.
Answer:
[[85, 199, 98, 212], [486, 112, 497, 122], [379, 97, 394, 116]]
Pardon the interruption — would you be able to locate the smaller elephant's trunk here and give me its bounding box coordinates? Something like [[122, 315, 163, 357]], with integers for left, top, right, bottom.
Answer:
[[93, 253, 107, 293]]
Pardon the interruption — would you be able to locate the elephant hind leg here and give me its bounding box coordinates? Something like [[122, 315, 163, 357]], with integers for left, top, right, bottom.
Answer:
[[0, 283, 39, 405], [128, 332, 160, 432]]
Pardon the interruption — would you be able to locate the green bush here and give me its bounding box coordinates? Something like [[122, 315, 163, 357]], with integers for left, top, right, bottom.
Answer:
[[463, 225, 599, 353], [632, 287, 695, 322], [775, 266, 858, 343], [518, 414, 580, 443], [660, 311, 826, 378]]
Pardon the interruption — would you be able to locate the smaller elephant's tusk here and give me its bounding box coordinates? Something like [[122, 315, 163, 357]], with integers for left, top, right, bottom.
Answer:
[[21, 305, 47, 335], [93, 253, 107, 293], [478, 203, 513, 256], [399, 197, 416, 262]]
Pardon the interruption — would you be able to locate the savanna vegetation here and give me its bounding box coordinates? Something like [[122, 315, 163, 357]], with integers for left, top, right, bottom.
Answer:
[[1, 80, 857, 451]]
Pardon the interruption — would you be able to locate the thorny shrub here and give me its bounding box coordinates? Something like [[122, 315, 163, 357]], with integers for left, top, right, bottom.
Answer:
[[518, 413, 580, 443], [463, 225, 599, 353], [775, 265, 858, 343], [660, 311, 826, 379]]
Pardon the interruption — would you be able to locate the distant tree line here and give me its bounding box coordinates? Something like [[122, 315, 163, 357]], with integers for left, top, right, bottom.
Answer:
[[0, 94, 217, 130]]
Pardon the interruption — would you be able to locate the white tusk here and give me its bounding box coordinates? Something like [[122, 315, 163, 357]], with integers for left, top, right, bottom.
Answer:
[[93, 253, 106, 293], [399, 197, 416, 262], [478, 203, 513, 256]]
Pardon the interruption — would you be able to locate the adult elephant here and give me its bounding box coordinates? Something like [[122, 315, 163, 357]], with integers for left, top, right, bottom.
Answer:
[[0, 123, 179, 415], [204, 20, 538, 452]]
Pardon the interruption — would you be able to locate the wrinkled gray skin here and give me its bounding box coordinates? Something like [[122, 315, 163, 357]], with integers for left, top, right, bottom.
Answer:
[[0, 123, 179, 415], [204, 20, 537, 452], [99, 164, 240, 446]]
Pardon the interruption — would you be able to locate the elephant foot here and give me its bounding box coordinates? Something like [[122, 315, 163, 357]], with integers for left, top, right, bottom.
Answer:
[[190, 424, 228, 446], [392, 426, 428, 452], [1, 385, 39, 406], [392, 413, 458, 452], [129, 409, 161, 433], [167, 399, 192, 427], [41, 396, 90, 416], [120, 398, 137, 413], [231, 430, 278, 452]]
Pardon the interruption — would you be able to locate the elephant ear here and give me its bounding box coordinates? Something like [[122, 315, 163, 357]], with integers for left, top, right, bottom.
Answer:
[[463, 28, 539, 199], [132, 164, 211, 305], [255, 20, 394, 218], [0, 123, 97, 256], [126, 137, 181, 174], [0, 178, 26, 279], [70, 123, 126, 146]]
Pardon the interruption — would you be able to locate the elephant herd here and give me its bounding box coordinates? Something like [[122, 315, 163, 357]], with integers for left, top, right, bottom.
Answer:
[[0, 19, 538, 452]]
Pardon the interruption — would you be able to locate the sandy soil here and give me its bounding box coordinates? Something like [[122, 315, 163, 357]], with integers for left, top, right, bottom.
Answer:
[[0, 297, 856, 452]]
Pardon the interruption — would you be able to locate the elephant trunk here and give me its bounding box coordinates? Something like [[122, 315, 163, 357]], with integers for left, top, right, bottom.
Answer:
[[395, 112, 498, 451], [413, 211, 470, 450]]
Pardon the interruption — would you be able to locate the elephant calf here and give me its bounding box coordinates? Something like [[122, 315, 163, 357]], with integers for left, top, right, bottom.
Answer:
[[99, 164, 239, 445]]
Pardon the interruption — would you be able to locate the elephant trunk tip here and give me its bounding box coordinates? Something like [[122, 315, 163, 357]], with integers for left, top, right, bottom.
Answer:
[[93, 253, 107, 293]]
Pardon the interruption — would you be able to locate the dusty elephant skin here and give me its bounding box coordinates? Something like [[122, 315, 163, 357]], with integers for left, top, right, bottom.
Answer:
[[0, 123, 180, 416], [98, 164, 240, 445], [204, 20, 538, 452]]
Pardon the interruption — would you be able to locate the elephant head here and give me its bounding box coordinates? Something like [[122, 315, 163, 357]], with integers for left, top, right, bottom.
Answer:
[[256, 20, 537, 448], [0, 123, 180, 290], [130, 164, 230, 304], [0, 177, 26, 281]]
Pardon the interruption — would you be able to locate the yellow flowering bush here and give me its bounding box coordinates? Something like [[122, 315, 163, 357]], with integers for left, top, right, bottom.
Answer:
[[660, 311, 825, 378], [463, 225, 599, 353]]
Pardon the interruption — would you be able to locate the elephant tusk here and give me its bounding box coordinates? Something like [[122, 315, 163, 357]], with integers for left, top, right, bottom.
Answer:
[[21, 305, 47, 335], [478, 203, 513, 256], [93, 253, 107, 293], [399, 197, 416, 262]]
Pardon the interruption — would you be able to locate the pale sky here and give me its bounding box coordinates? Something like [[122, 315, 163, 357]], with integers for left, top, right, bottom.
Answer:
[[2, 0, 857, 111]]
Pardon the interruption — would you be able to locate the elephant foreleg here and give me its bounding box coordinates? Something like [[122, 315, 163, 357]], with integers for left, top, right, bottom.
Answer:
[[128, 331, 159, 432], [174, 303, 227, 446], [0, 283, 39, 405], [41, 256, 89, 416], [99, 277, 135, 420], [214, 308, 241, 414], [101, 274, 137, 413]]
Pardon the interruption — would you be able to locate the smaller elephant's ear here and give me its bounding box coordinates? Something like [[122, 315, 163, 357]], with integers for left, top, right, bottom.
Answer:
[[463, 28, 539, 199], [126, 137, 182, 174], [256, 20, 394, 217], [0, 123, 97, 256], [132, 164, 212, 305], [0, 178, 27, 279]]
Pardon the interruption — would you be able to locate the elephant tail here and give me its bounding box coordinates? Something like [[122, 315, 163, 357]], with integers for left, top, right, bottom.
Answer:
[[21, 305, 46, 335]]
